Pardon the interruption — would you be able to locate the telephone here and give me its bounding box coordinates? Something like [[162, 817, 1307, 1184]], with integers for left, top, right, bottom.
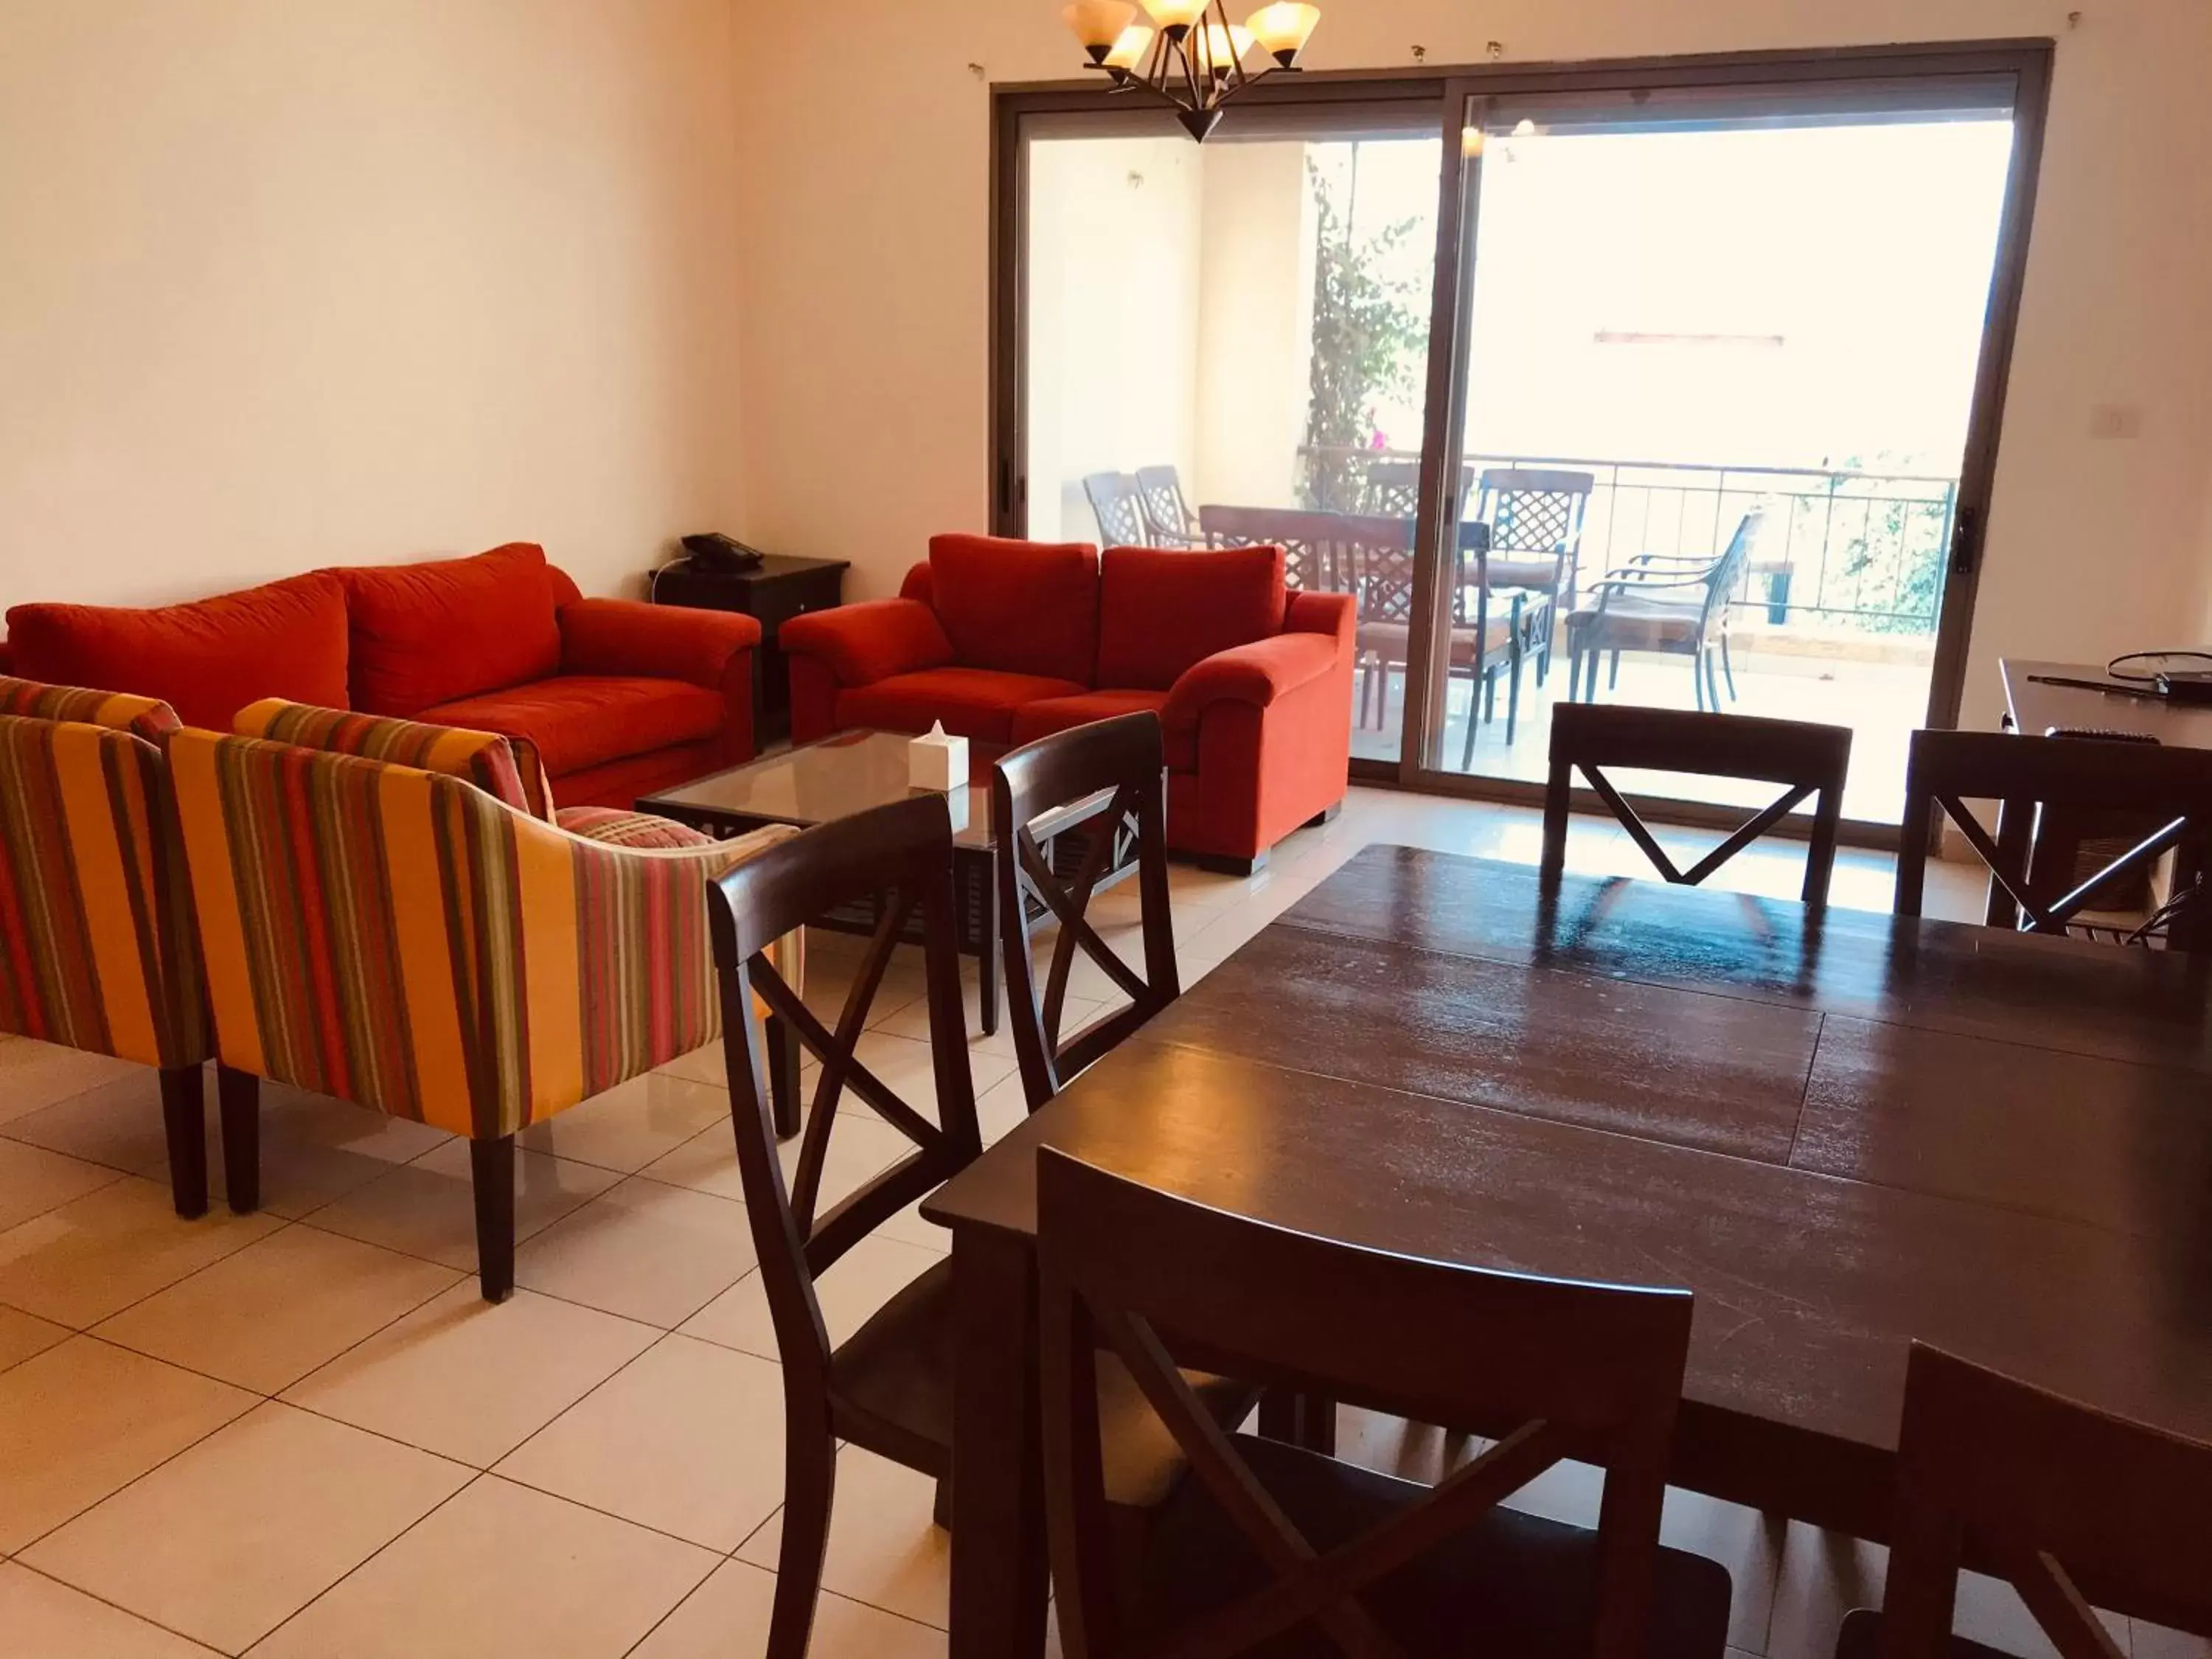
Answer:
[[679, 532, 767, 574]]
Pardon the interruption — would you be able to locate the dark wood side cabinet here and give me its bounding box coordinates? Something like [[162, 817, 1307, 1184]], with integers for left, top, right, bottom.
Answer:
[[650, 554, 848, 743]]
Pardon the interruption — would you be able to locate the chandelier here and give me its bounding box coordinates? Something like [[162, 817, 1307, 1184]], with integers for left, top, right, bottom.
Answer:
[[1061, 1, 1322, 142]]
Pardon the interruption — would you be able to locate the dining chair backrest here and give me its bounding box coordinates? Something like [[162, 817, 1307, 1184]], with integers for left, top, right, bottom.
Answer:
[[1199, 504, 1412, 597], [1478, 469, 1596, 557], [1133, 465, 1200, 546], [1866, 1343, 2212, 1658], [1037, 1147, 1696, 1659], [1895, 729, 2212, 953], [1699, 506, 1764, 631], [992, 714, 1178, 1111], [1543, 704, 1851, 904], [1362, 458, 1474, 521], [706, 795, 982, 1391], [1082, 472, 1149, 547]]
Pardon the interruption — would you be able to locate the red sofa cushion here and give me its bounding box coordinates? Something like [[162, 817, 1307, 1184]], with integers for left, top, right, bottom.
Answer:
[[1096, 544, 1287, 692], [928, 535, 1099, 685], [336, 543, 563, 717], [4, 571, 350, 731], [1010, 689, 1193, 769], [420, 675, 725, 778], [838, 667, 1088, 745]]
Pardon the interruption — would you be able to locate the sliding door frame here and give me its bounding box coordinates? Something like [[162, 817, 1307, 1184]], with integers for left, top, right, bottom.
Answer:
[[990, 40, 2053, 848]]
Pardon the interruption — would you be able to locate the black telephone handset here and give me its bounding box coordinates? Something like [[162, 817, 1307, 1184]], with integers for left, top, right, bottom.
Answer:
[[680, 532, 767, 574]]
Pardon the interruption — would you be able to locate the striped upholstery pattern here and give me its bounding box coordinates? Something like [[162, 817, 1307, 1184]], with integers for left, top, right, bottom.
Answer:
[[553, 806, 714, 849], [0, 674, 181, 745], [171, 731, 796, 1140], [235, 698, 554, 821], [0, 714, 206, 1068]]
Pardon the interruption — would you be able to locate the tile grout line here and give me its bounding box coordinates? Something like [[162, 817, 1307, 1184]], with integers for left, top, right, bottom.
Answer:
[[2, 1554, 228, 1655]]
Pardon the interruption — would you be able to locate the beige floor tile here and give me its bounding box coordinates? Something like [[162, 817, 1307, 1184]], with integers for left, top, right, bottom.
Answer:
[[0, 1177, 283, 1327], [513, 1177, 757, 1327], [249, 1475, 717, 1659], [2135, 1621, 2212, 1659], [281, 1283, 659, 1467], [0, 1301, 70, 1374], [0, 1138, 121, 1231], [0, 1041, 140, 1127], [24, 1400, 470, 1653], [681, 1233, 939, 1363], [516, 1071, 736, 1174], [633, 1557, 946, 1659], [643, 1101, 913, 1211], [738, 1445, 950, 1630], [653, 1042, 730, 1090], [304, 1141, 617, 1272], [94, 1226, 462, 1394], [498, 1333, 787, 1551], [1, 1073, 445, 1219], [0, 1336, 255, 1554], [0, 1560, 220, 1657]]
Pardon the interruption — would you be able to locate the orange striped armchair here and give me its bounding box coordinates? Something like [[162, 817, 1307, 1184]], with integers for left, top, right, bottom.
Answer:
[[0, 677, 213, 1215], [170, 726, 798, 1299]]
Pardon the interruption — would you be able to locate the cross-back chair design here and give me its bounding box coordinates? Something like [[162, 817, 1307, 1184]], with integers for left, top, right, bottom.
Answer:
[[992, 713, 1179, 1111], [1840, 1343, 2212, 1659], [1477, 467, 1596, 602], [1543, 704, 1851, 905], [1569, 505, 1764, 712], [708, 793, 983, 1659], [1037, 1149, 1733, 1659], [1896, 730, 2212, 953], [1135, 465, 1203, 547], [1085, 471, 1150, 547]]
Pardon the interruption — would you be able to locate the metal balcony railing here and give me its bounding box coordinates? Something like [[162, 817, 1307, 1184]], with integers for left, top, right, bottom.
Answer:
[[1300, 447, 1958, 636]]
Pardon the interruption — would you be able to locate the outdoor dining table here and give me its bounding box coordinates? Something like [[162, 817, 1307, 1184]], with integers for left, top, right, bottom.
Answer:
[[920, 845, 2212, 1659]]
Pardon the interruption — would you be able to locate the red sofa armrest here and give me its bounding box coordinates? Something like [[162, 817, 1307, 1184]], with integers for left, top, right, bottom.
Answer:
[[557, 598, 762, 768], [779, 599, 953, 689], [557, 598, 761, 688], [1284, 589, 1357, 648], [1162, 630, 1344, 731]]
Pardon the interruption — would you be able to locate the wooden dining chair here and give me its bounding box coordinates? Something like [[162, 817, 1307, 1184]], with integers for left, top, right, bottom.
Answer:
[[992, 712, 1180, 1112], [1838, 1343, 2212, 1658], [1895, 729, 2212, 952], [1543, 704, 1852, 905], [1037, 1148, 1733, 1659], [708, 794, 1248, 1659]]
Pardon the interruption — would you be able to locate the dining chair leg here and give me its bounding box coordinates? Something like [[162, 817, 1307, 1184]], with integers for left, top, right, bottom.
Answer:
[[1460, 675, 1481, 771], [1721, 632, 1739, 699], [469, 1135, 515, 1302], [158, 1065, 209, 1219], [1359, 658, 1377, 728], [1692, 651, 1708, 712], [216, 1064, 260, 1214], [1608, 649, 1621, 692], [1705, 647, 1724, 712], [1506, 644, 1523, 745], [770, 1420, 837, 1659]]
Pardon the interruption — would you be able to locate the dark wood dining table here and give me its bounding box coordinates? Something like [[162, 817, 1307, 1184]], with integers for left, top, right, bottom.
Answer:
[[921, 846, 2212, 1659]]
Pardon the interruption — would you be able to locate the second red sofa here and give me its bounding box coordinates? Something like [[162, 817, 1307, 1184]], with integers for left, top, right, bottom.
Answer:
[[779, 534, 1354, 871], [2, 543, 759, 807]]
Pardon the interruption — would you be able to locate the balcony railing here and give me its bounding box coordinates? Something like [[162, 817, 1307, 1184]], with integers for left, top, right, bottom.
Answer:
[[1299, 447, 1958, 636]]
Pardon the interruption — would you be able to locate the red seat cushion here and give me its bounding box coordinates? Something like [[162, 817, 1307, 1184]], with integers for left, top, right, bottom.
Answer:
[[838, 667, 1088, 745], [420, 675, 725, 778], [1009, 689, 1190, 767], [1097, 545, 1287, 691], [928, 534, 1100, 685], [4, 571, 350, 731], [335, 543, 563, 717]]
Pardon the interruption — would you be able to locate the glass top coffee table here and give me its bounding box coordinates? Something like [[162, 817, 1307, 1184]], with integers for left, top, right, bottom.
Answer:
[[639, 730, 1136, 1040]]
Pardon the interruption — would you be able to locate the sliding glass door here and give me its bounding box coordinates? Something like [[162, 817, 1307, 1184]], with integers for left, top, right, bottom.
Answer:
[[995, 45, 2048, 838], [1408, 74, 2028, 824]]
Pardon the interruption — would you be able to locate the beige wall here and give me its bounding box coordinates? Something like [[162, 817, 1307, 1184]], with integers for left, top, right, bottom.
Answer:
[[729, 0, 2212, 731], [0, 0, 745, 609]]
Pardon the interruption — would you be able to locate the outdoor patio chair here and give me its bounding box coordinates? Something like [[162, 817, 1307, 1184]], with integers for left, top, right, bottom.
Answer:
[[1134, 465, 1203, 546], [1082, 471, 1148, 546], [1566, 505, 1767, 712]]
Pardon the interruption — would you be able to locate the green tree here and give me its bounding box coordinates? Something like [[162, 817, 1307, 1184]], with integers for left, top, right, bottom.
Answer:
[[1300, 157, 1428, 512]]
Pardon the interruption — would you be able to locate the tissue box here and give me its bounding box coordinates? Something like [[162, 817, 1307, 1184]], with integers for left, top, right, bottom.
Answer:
[[908, 724, 967, 793]]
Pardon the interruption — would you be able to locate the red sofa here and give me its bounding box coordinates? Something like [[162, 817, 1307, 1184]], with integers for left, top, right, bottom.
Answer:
[[1, 543, 757, 807], [779, 534, 1354, 871]]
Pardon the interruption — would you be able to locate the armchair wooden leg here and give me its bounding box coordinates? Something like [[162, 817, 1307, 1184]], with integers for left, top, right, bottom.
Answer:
[[158, 1065, 209, 1219], [470, 1135, 516, 1302], [216, 1065, 260, 1214]]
